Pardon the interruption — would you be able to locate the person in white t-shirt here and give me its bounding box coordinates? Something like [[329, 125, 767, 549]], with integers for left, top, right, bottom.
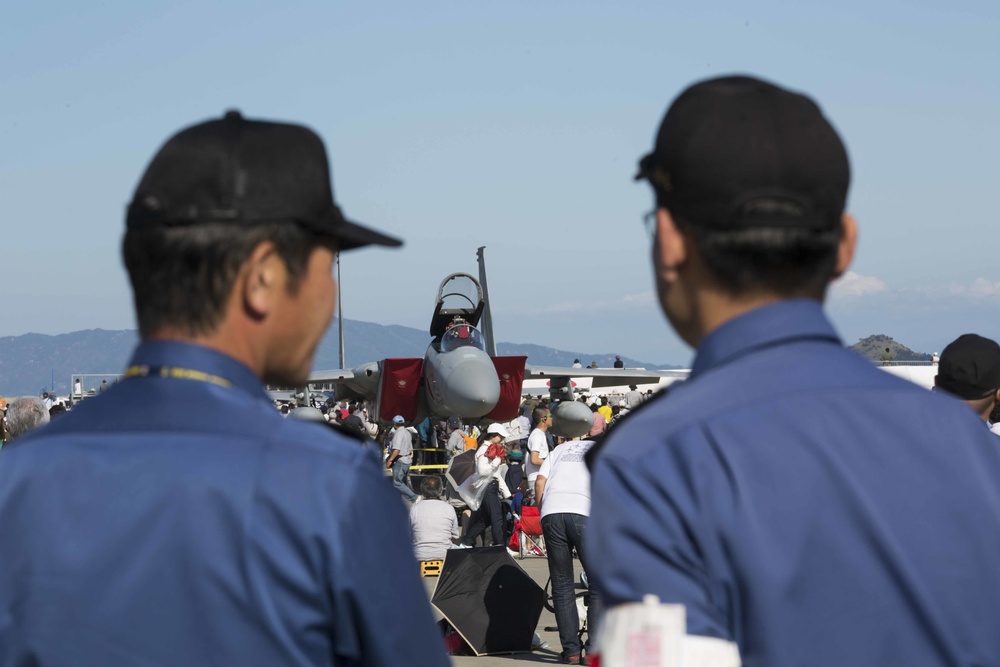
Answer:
[[535, 438, 601, 664], [525, 406, 552, 486]]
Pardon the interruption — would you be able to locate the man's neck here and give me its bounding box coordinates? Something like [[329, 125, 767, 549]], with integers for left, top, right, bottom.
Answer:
[[144, 328, 262, 378], [690, 289, 820, 347]]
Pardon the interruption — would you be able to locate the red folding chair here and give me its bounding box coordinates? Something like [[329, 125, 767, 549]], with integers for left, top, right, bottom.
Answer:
[[508, 505, 546, 558]]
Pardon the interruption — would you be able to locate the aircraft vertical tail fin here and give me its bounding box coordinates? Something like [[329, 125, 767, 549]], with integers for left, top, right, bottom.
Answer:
[[476, 246, 498, 356]]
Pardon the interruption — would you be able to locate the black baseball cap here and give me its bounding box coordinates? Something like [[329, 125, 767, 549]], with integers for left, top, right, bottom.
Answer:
[[126, 110, 402, 251], [636, 75, 850, 231], [935, 334, 1000, 400]]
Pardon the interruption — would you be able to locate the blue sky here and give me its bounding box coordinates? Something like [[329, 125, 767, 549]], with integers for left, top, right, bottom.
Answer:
[[2, 1, 997, 366]]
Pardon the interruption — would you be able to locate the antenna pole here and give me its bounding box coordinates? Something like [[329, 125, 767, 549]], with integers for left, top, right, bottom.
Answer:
[[337, 252, 346, 369]]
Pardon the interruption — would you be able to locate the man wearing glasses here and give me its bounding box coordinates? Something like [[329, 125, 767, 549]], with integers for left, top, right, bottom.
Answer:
[[588, 76, 1000, 666], [525, 406, 553, 489]]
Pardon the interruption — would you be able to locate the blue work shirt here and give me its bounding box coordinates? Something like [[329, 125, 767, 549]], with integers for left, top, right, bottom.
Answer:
[[0, 341, 449, 667], [589, 300, 1000, 666]]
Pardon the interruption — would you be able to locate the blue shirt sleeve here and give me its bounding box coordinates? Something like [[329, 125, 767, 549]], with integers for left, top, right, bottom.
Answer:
[[589, 441, 733, 641], [326, 449, 450, 666]]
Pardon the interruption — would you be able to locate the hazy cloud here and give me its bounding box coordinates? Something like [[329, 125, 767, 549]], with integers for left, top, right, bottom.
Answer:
[[623, 291, 656, 304], [544, 300, 590, 314], [920, 279, 1000, 301], [523, 291, 656, 316], [830, 272, 888, 298], [966, 278, 1000, 297]]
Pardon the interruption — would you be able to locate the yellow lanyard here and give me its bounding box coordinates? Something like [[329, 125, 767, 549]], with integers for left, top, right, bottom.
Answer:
[[124, 365, 232, 389]]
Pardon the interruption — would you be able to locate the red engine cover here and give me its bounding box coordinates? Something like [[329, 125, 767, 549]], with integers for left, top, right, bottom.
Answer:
[[376, 358, 423, 423], [484, 355, 527, 421]]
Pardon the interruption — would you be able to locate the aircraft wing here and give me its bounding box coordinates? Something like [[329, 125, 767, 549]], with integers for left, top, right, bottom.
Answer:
[[525, 366, 690, 390], [268, 369, 356, 398], [268, 389, 299, 402], [308, 362, 382, 403], [308, 368, 357, 383]]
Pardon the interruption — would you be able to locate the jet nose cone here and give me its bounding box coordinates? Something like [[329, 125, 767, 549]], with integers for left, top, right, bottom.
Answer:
[[440, 350, 501, 418]]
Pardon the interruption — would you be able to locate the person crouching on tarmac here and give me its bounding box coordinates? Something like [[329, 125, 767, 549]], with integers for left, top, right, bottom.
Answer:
[[460, 423, 512, 547]]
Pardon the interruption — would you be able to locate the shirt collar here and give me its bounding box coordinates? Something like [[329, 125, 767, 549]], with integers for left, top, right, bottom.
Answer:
[[127, 340, 270, 400], [691, 299, 842, 378]]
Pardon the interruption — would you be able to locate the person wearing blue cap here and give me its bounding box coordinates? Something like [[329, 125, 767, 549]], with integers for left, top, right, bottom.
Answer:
[[588, 76, 1000, 667], [386, 414, 418, 502], [0, 112, 448, 667]]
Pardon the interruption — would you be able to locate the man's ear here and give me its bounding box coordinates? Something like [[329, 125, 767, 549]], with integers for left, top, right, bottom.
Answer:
[[240, 241, 282, 320], [654, 208, 688, 284], [831, 213, 858, 281]]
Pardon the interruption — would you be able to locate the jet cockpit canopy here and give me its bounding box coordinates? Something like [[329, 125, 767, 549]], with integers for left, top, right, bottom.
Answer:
[[429, 273, 485, 339], [440, 320, 486, 353]]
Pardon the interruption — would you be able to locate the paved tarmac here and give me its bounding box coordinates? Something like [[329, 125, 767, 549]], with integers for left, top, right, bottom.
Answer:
[[422, 553, 587, 667]]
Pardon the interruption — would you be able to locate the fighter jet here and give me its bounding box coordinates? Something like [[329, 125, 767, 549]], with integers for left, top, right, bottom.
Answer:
[[284, 249, 937, 437], [306, 249, 688, 437], [309, 271, 528, 425]]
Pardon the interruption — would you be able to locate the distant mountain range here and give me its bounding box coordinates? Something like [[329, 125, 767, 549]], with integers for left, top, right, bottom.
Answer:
[[0, 322, 674, 396], [2, 327, 932, 397]]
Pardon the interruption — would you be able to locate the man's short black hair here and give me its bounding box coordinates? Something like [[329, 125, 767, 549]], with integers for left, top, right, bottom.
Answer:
[[673, 213, 842, 298], [420, 475, 444, 499], [532, 406, 549, 424], [122, 221, 323, 338]]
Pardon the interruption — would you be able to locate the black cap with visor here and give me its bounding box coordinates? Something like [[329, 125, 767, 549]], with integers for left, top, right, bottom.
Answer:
[[635, 75, 850, 232], [126, 110, 402, 251]]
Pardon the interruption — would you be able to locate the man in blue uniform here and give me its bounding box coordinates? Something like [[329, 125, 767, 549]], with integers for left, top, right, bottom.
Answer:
[[0, 111, 450, 667], [588, 76, 1000, 666]]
